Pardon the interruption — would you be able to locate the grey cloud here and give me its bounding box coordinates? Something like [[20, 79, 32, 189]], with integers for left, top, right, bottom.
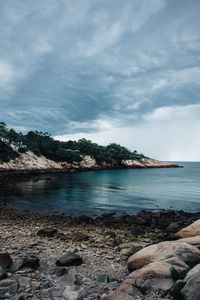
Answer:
[[0, 0, 199, 141]]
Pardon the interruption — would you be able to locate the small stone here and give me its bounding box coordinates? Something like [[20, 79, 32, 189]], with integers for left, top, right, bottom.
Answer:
[[21, 255, 40, 269], [96, 274, 109, 285], [18, 276, 31, 288], [49, 266, 68, 277], [72, 232, 89, 242], [37, 227, 57, 238], [0, 267, 7, 280], [62, 284, 87, 300], [121, 246, 142, 257], [56, 252, 83, 267], [0, 253, 12, 269], [0, 279, 18, 294]]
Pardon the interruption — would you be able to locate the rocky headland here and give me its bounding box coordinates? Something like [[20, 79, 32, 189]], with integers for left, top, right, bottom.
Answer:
[[0, 208, 200, 299], [0, 151, 180, 173]]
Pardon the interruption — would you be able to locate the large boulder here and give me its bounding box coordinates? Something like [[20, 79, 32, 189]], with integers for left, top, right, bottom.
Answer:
[[123, 260, 188, 292], [128, 241, 200, 271], [176, 219, 200, 238], [180, 263, 200, 300]]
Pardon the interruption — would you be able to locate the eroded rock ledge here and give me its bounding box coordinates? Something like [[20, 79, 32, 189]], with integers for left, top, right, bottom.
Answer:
[[0, 151, 180, 172]]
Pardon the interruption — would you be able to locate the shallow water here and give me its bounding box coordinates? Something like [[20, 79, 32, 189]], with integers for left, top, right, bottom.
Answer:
[[0, 162, 200, 215]]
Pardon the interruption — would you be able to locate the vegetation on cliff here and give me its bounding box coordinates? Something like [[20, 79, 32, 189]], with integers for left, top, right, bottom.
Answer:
[[0, 122, 145, 163]]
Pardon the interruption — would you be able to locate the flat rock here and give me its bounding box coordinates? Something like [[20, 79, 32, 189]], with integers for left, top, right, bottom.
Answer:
[[56, 252, 83, 267], [37, 227, 58, 238], [176, 219, 200, 238], [0, 253, 12, 269], [101, 290, 136, 300], [0, 279, 18, 294], [72, 232, 89, 242], [62, 284, 87, 300], [49, 266, 68, 277]]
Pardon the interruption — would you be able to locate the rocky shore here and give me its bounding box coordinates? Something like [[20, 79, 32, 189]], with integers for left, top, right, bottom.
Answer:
[[0, 151, 180, 173], [0, 208, 200, 299]]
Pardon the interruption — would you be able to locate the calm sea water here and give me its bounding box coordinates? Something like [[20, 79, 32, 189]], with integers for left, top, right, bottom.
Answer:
[[0, 162, 200, 215]]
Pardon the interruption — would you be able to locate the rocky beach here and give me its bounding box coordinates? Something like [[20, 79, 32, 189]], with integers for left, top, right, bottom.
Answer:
[[1, 207, 200, 299]]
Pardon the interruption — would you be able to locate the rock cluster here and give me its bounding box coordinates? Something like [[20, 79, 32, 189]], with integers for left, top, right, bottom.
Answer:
[[1, 207, 200, 299], [103, 219, 200, 300], [0, 151, 179, 172]]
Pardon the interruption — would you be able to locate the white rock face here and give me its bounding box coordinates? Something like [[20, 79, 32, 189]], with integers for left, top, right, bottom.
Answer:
[[0, 151, 179, 172], [122, 158, 177, 168], [0, 151, 63, 170], [79, 155, 98, 168]]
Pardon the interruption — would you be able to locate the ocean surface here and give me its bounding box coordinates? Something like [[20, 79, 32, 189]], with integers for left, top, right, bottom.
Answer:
[[0, 162, 200, 216]]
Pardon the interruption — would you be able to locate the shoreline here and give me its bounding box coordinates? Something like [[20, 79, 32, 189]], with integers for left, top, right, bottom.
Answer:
[[0, 207, 200, 299]]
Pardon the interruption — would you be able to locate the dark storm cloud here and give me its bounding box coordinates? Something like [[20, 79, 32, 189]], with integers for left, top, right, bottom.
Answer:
[[0, 0, 199, 138]]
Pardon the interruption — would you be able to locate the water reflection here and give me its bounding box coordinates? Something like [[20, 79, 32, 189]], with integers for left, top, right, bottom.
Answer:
[[0, 163, 200, 215]]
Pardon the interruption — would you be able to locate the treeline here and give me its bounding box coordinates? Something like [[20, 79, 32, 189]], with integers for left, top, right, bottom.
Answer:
[[0, 122, 145, 163]]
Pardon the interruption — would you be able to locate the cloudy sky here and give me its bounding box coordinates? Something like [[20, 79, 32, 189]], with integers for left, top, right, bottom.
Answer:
[[0, 0, 200, 161]]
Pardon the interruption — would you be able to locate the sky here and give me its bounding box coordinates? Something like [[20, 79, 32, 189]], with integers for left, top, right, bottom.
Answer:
[[0, 0, 200, 161]]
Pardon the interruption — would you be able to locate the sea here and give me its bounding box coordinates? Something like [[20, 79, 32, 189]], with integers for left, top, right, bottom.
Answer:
[[0, 162, 200, 216]]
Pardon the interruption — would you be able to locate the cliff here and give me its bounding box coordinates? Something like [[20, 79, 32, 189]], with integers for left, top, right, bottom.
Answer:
[[0, 151, 179, 172]]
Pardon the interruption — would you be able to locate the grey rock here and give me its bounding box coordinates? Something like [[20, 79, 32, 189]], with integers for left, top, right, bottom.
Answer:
[[181, 273, 200, 300], [96, 274, 109, 285], [37, 227, 58, 238], [62, 284, 87, 300], [0, 253, 12, 269], [0, 267, 7, 280], [49, 266, 68, 277], [21, 255, 39, 269], [56, 252, 83, 267], [72, 232, 89, 242], [101, 291, 136, 300], [0, 279, 18, 294]]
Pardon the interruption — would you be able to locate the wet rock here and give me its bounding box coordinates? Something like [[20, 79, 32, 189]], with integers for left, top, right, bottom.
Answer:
[[56, 252, 83, 267], [136, 211, 152, 225], [62, 284, 87, 300], [72, 232, 89, 242], [37, 227, 58, 238], [0, 253, 12, 269], [0, 267, 7, 280]]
